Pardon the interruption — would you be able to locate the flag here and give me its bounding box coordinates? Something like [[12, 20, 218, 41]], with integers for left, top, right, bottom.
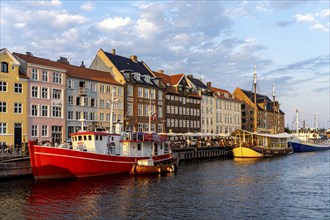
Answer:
[[150, 111, 157, 120]]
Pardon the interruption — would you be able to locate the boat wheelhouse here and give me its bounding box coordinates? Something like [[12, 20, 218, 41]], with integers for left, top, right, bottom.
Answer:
[[231, 129, 293, 158]]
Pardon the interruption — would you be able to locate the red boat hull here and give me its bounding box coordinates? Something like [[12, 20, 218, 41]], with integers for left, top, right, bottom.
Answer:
[[28, 141, 173, 180]]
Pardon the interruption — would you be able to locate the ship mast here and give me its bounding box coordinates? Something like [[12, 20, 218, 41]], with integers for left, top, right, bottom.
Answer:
[[272, 84, 277, 134], [253, 65, 257, 133], [314, 112, 319, 131], [109, 89, 115, 134], [295, 109, 299, 135]]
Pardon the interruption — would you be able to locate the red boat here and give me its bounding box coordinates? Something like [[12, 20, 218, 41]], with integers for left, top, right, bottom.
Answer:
[[28, 131, 176, 180]]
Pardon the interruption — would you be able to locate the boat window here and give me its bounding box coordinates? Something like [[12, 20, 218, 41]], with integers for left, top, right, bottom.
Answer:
[[78, 136, 82, 141], [100, 135, 102, 141], [111, 137, 114, 141], [84, 136, 87, 141], [96, 135, 98, 141], [88, 135, 92, 141], [138, 144, 141, 151]]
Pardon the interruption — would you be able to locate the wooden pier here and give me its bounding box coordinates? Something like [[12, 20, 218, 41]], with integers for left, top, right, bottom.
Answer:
[[0, 156, 32, 179], [172, 146, 233, 160]]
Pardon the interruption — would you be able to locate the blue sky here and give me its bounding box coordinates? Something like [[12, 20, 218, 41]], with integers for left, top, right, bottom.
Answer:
[[1, 0, 329, 129]]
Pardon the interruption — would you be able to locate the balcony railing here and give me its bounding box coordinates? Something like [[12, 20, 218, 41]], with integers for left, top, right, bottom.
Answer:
[[78, 87, 86, 96]]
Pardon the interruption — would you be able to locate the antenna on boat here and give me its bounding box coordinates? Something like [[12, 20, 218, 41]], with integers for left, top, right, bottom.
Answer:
[[148, 94, 151, 132], [109, 89, 116, 134], [253, 65, 257, 133], [79, 112, 85, 132]]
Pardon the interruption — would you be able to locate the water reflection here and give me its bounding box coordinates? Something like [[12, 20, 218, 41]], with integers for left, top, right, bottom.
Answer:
[[1, 152, 329, 219], [25, 175, 131, 219]]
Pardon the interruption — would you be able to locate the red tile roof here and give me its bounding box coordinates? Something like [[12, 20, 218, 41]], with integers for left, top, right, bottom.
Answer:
[[169, 74, 184, 85], [13, 53, 122, 85]]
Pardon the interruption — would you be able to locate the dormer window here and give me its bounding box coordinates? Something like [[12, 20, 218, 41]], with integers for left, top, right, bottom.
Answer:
[[124, 72, 130, 79], [144, 75, 150, 83], [153, 78, 159, 85], [1, 62, 8, 73], [134, 72, 141, 81]]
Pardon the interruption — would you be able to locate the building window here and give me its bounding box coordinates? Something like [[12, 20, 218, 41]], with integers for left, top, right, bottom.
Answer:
[[68, 96, 74, 105], [0, 123, 6, 134], [128, 103, 133, 116], [31, 104, 38, 116], [100, 113, 104, 121], [158, 90, 162, 101], [31, 125, 38, 137], [68, 111, 73, 120], [117, 87, 123, 96], [41, 87, 48, 99], [0, 81, 7, 92], [127, 85, 133, 96], [53, 89, 61, 100], [31, 86, 39, 98], [100, 85, 105, 93], [41, 105, 48, 117], [90, 112, 96, 121], [0, 102, 7, 112], [138, 87, 143, 97], [144, 105, 149, 117], [68, 79, 74, 89], [32, 69, 38, 80], [14, 83, 22, 93], [53, 72, 62, 84], [90, 83, 96, 92], [41, 125, 48, 137], [1, 62, 8, 73], [158, 106, 163, 118], [158, 124, 163, 133], [144, 88, 149, 99], [42, 70, 48, 82], [52, 106, 62, 118], [138, 104, 143, 116], [14, 103, 22, 113], [100, 100, 104, 108]]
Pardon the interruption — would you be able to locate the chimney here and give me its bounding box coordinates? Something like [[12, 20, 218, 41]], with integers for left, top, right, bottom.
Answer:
[[112, 49, 116, 55], [207, 82, 211, 88], [187, 75, 193, 78], [158, 70, 164, 74], [26, 52, 33, 56], [130, 55, 138, 63], [57, 57, 70, 64], [80, 61, 85, 68]]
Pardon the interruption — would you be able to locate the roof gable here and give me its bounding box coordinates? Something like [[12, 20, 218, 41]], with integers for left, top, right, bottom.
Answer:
[[103, 50, 153, 77]]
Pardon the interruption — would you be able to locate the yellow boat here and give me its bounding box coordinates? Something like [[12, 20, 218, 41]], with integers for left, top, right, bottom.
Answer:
[[231, 129, 293, 158]]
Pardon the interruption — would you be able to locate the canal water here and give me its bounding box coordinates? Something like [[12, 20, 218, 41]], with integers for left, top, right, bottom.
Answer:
[[1, 151, 329, 219]]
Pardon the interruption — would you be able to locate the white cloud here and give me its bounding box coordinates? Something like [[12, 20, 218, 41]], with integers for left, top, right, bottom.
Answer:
[[136, 18, 159, 39], [80, 2, 95, 11], [52, 12, 87, 28], [14, 23, 26, 28], [295, 9, 329, 32], [295, 13, 317, 22], [29, 0, 62, 7], [98, 17, 131, 30]]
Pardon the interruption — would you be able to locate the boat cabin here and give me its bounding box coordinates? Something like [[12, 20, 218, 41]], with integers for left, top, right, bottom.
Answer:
[[70, 131, 121, 154], [120, 132, 170, 157], [231, 129, 291, 149], [70, 131, 170, 157]]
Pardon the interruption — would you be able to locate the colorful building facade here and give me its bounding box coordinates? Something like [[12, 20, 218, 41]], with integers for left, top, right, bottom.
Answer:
[[0, 48, 29, 149]]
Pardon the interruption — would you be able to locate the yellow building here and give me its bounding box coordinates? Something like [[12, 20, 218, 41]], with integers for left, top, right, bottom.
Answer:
[[0, 48, 29, 152]]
